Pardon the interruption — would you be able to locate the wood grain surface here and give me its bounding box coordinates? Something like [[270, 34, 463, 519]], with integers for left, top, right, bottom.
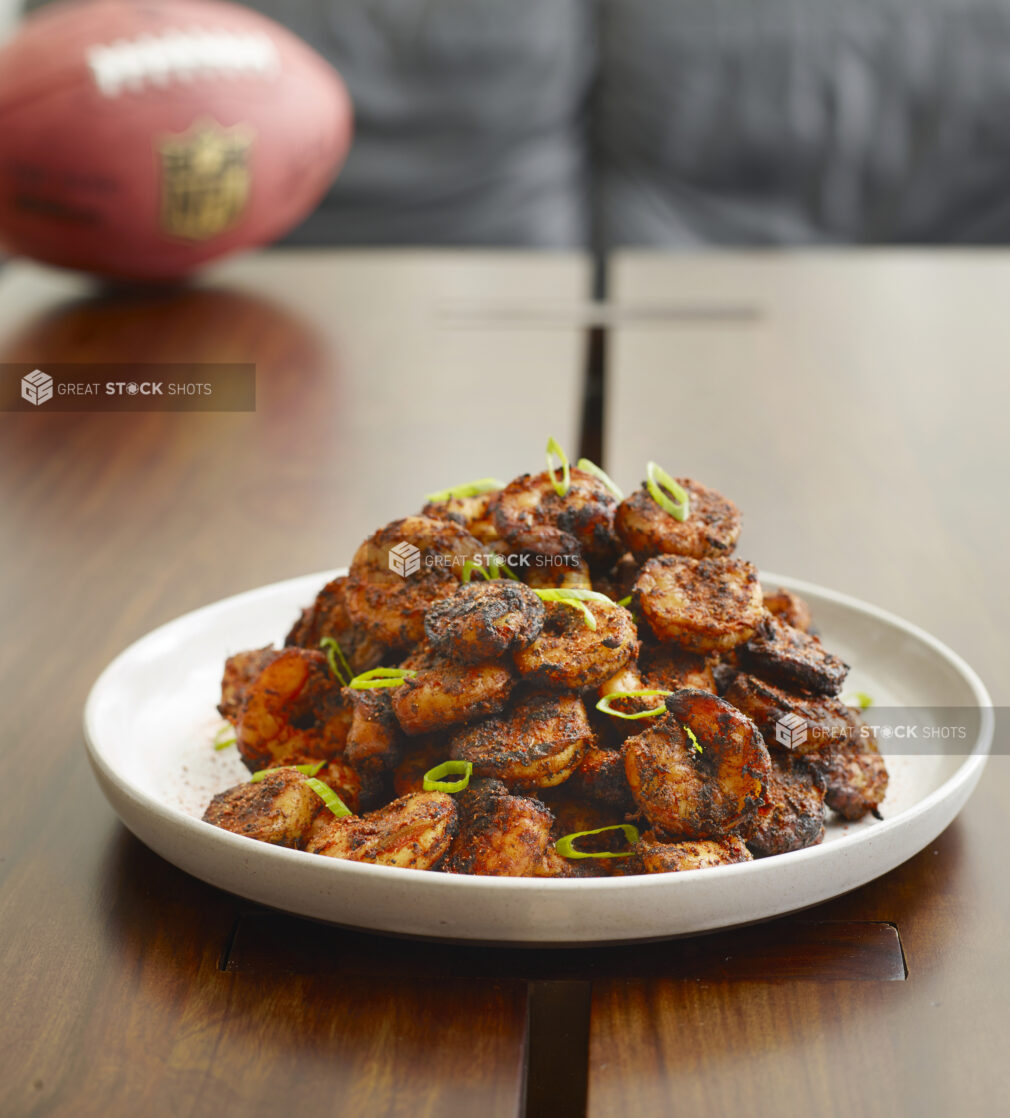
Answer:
[[1, 248, 1006, 1118], [0, 250, 587, 1118], [595, 250, 1010, 1118]]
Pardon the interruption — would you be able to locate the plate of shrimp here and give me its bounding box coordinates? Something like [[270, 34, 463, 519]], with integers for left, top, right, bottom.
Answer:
[[84, 443, 992, 943]]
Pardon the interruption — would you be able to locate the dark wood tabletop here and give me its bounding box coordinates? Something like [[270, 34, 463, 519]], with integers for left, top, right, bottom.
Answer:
[[1, 248, 1006, 1118]]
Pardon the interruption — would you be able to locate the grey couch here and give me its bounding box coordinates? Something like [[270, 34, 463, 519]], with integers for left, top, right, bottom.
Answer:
[[28, 0, 1010, 248]]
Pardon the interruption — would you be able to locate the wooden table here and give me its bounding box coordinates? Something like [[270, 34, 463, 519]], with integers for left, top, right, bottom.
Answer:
[[1, 248, 1005, 1117]]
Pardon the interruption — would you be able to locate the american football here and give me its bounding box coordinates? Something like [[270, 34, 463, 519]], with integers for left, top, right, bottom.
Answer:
[[0, 0, 353, 280]]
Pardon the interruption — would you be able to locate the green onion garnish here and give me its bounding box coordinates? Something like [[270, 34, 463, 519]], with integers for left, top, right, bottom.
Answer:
[[306, 777, 353, 818], [489, 555, 520, 581], [843, 691, 874, 711], [422, 759, 473, 793], [576, 457, 623, 500], [546, 436, 571, 498], [596, 690, 673, 720], [616, 595, 632, 608], [213, 723, 236, 750], [646, 461, 690, 521], [555, 823, 641, 860], [425, 477, 504, 503], [250, 760, 326, 782], [319, 636, 352, 686], [348, 667, 417, 690], [684, 725, 703, 753], [461, 559, 492, 584], [533, 587, 612, 631]]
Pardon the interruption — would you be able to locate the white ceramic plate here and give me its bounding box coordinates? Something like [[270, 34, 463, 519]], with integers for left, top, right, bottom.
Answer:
[[83, 569, 993, 945]]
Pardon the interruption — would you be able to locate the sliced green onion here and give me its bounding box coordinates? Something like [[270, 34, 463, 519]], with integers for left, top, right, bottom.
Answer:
[[348, 667, 417, 690], [213, 723, 236, 750], [306, 777, 353, 818], [843, 691, 874, 711], [250, 760, 326, 782], [319, 636, 352, 686], [555, 823, 641, 860], [461, 559, 492, 584], [533, 587, 609, 631], [422, 759, 473, 793], [576, 457, 624, 500], [616, 595, 632, 608], [425, 477, 504, 503], [546, 436, 571, 498], [596, 690, 673, 720], [488, 555, 520, 581], [684, 725, 703, 754], [646, 461, 690, 521]]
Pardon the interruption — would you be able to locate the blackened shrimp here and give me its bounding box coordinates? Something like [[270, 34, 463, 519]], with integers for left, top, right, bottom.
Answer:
[[346, 516, 482, 649], [513, 598, 638, 691], [567, 742, 636, 812], [741, 753, 826, 855], [391, 644, 514, 734], [422, 489, 499, 544], [802, 720, 888, 821], [236, 648, 352, 772], [305, 791, 459, 868], [424, 580, 545, 664], [763, 586, 813, 633], [219, 646, 280, 726], [720, 670, 852, 755], [738, 614, 848, 695], [285, 575, 386, 674], [441, 778, 554, 876], [639, 642, 717, 694], [634, 556, 764, 654], [450, 691, 592, 789], [633, 833, 753, 873], [615, 478, 741, 562], [491, 469, 621, 565], [203, 768, 321, 848], [344, 688, 405, 808], [624, 689, 770, 839]]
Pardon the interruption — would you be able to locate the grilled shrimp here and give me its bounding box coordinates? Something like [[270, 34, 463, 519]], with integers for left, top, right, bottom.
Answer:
[[285, 575, 386, 674], [763, 586, 813, 632], [567, 742, 636, 812], [392, 736, 447, 797], [633, 833, 753, 873], [441, 778, 554, 876], [634, 556, 764, 654], [305, 791, 458, 868], [522, 555, 594, 591], [741, 753, 826, 855], [344, 688, 404, 808], [592, 552, 639, 603], [346, 516, 483, 649], [738, 614, 848, 695], [202, 768, 321, 848], [720, 670, 852, 755], [615, 478, 741, 562], [513, 599, 638, 691], [422, 489, 500, 544], [450, 691, 592, 789], [639, 642, 717, 694], [802, 720, 888, 821], [624, 689, 770, 839], [237, 648, 352, 772], [491, 468, 621, 565], [424, 580, 545, 664], [219, 647, 281, 726], [391, 644, 514, 735]]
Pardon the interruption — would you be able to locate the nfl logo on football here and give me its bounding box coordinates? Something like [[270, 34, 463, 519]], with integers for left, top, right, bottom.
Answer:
[[21, 369, 54, 406]]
